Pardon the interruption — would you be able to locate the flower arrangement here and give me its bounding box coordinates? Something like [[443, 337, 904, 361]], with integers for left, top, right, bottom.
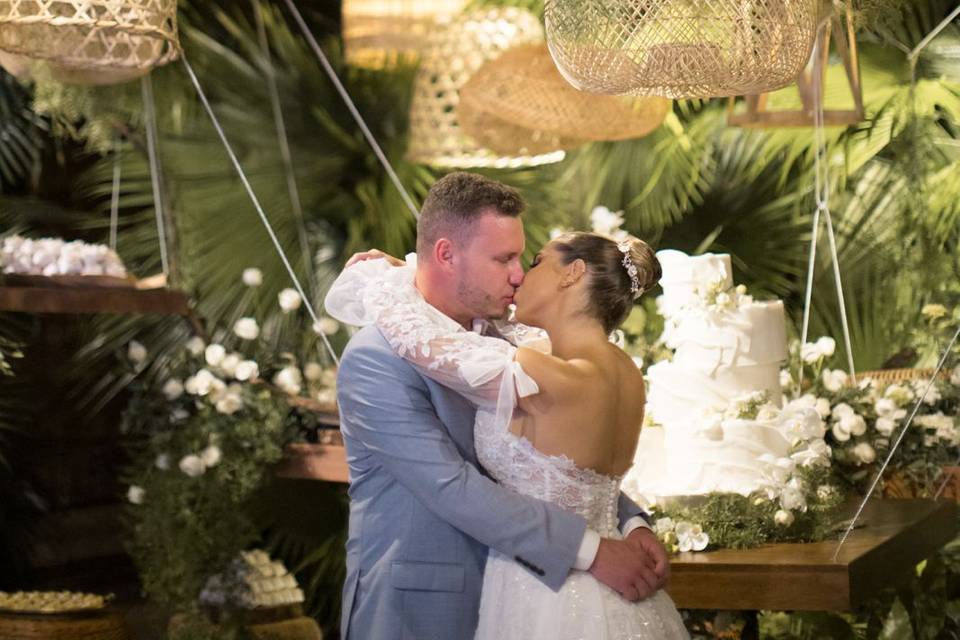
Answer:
[[1, 235, 127, 277], [122, 268, 339, 638]]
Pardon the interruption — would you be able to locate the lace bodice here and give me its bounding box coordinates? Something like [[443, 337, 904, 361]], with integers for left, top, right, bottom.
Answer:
[[324, 257, 622, 535]]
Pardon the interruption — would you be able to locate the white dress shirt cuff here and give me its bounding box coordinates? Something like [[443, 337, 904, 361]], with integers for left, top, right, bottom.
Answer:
[[622, 516, 652, 538], [574, 529, 601, 571]]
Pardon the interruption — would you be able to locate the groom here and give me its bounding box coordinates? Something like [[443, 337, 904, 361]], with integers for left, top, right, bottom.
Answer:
[[334, 172, 670, 640]]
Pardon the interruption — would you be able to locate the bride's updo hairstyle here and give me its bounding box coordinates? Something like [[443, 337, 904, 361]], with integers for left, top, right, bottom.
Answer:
[[553, 232, 661, 334]]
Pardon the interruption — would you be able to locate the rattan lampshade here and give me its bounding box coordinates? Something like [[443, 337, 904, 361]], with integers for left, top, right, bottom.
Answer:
[[342, 0, 468, 69], [406, 7, 566, 168], [545, 0, 819, 99], [458, 43, 670, 154], [0, 0, 179, 85]]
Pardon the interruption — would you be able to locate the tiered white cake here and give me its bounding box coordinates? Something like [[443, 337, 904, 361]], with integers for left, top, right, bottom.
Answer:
[[623, 250, 792, 499]]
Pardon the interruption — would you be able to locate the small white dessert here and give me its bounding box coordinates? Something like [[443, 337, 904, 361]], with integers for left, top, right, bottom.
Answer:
[[199, 549, 306, 610]]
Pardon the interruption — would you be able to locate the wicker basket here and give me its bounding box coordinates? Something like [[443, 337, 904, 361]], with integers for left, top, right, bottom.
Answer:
[[544, 0, 819, 98], [405, 7, 566, 168], [856, 368, 945, 385], [0, 610, 130, 640], [458, 43, 669, 154], [342, 0, 467, 69], [0, 0, 179, 84]]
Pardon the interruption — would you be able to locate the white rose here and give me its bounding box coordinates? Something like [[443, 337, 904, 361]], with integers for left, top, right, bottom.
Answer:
[[234, 317, 260, 340], [815, 336, 836, 357], [801, 342, 822, 363], [200, 445, 222, 468], [774, 509, 795, 526], [204, 344, 226, 367], [127, 485, 145, 505], [278, 288, 302, 313], [852, 442, 876, 464], [155, 453, 170, 470], [822, 369, 847, 392], [840, 413, 867, 437], [832, 402, 854, 419], [780, 370, 793, 389], [219, 353, 241, 378], [185, 369, 218, 396], [185, 336, 206, 356], [874, 397, 897, 417], [179, 454, 206, 477], [313, 317, 340, 336], [162, 378, 184, 400], [304, 362, 324, 382], [215, 392, 243, 415], [273, 366, 303, 396], [242, 267, 263, 287], [234, 360, 259, 382], [875, 417, 897, 437], [815, 398, 831, 419], [127, 340, 147, 365], [831, 421, 851, 442]]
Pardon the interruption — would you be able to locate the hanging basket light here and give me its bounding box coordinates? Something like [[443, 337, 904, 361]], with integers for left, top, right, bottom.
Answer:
[[342, 0, 468, 69], [544, 0, 820, 99], [406, 7, 566, 169], [458, 43, 671, 155], [0, 0, 179, 85]]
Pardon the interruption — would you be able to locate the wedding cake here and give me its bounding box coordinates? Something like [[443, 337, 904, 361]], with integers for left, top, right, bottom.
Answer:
[[623, 250, 794, 499]]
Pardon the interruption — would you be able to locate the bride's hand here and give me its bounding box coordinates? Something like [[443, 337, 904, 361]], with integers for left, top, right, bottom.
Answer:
[[345, 249, 405, 268]]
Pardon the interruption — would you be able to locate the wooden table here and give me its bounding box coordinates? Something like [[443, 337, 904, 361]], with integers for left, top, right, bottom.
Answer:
[[667, 498, 958, 611]]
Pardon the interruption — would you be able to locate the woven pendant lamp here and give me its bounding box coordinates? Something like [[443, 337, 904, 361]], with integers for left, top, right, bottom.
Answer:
[[406, 7, 566, 168], [545, 0, 819, 99], [0, 0, 179, 85], [342, 0, 468, 69], [458, 43, 670, 155]]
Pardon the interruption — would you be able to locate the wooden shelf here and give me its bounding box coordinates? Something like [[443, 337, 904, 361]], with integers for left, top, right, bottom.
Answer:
[[667, 499, 958, 611], [0, 285, 190, 315], [275, 443, 348, 483]]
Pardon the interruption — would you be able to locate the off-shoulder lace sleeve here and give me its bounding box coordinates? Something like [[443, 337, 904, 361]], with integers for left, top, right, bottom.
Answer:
[[324, 259, 540, 430]]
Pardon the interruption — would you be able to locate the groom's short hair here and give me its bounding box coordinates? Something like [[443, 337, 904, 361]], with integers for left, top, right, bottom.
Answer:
[[417, 172, 525, 258]]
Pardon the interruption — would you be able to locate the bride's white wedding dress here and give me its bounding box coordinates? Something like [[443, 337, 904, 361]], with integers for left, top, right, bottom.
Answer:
[[325, 258, 688, 640]]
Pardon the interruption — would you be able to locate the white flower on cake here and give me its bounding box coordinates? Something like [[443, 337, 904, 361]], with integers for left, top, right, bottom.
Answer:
[[162, 378, 184, 401], [127, 485, 145, 505], [204, 344, 226, 367], [185, 336, 206, 357], [774, 509, 794, 527], [273, 366, 302, 396], [233, 317, 260, 341], [589, 206, 627, 239], [821, 369, 847, 392], [179, 454, 206, 477], [313, 317, 340, 336], [127, 341, 147, 365], [242, 267, 263, 287], [234, 360, 259, 382], [155, 453, 170, 470], [278, 288, 302, 312], [674, 521, 709, 552]]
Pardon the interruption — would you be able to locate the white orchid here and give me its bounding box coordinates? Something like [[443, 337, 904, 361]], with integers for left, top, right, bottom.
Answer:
[[653, 517, 675, 535], [675, 521, 709, 552], [815, 337, 836, 357], [127, 485, 145, 505], [278, 288, 302, 313], [242, 267, 263, 287], [233, 317, 260, 340]]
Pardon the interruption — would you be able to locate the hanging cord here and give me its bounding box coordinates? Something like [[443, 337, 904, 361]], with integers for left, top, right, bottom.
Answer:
[[109, 134, 122, 252], [141, 74, 170, 277], [251, 0, 317, 296], [280, 0, 420, 221], [180, 55, 339, 367], [834, 324, 960, 559]]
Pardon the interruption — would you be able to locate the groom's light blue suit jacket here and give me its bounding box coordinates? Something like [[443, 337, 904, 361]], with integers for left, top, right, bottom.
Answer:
[[337, 325, 644, 640]]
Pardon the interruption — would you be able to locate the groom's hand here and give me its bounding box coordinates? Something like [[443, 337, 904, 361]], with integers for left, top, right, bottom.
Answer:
[[625, 527, 670, 590], [345, 249, 405, 268], [589, 538, 660, 602]]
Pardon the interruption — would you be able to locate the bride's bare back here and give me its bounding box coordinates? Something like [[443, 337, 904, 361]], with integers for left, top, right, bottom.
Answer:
[[511, 342, 646, 477]]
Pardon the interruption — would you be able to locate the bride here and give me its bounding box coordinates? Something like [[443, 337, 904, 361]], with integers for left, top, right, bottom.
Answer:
[[326, 231, 688, 639]]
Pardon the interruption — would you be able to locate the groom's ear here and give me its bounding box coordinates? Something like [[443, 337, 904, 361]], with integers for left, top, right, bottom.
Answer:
[[434, 238, 455, 268]]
